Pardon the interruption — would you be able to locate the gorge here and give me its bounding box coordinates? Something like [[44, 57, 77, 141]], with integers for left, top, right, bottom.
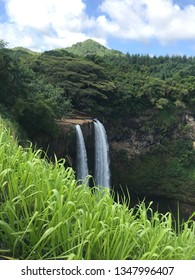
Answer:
[[33, 109, 195, 220], [10, 39, 194, 220]]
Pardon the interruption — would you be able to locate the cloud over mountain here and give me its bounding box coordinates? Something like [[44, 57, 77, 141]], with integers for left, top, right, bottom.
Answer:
[[1, 0, 195, 51], [1, 0, 100, 50]]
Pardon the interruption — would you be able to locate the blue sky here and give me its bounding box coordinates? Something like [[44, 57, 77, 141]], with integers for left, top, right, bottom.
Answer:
[[0, 0, 195, 56]]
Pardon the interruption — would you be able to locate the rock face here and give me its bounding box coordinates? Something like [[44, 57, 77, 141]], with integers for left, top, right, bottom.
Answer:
[[109, 110, 195, 160], [34, 117, 94, 175], [108, 110, 195, 207], [185, 113, 195, 140]]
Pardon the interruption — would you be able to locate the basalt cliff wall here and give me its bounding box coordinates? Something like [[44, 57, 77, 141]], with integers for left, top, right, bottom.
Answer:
[[34, 117, 94, 175], [108, 110, 195, 208]]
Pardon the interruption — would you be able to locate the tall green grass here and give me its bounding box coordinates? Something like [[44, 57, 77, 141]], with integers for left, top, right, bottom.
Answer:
[[0, 118, 195, 260]]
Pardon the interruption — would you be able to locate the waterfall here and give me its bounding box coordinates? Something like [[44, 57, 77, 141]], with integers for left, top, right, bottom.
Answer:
[[75, 125, 89, 184], [94, 119, 110, 188]]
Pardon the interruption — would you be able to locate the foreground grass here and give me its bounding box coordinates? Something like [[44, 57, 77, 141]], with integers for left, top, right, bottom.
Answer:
[[0, 119, 195, 260]]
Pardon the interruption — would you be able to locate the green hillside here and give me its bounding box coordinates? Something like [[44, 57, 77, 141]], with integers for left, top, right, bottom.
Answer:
[[0, 118, 194, 260], [12, 46, 39, 55], [65, 39, 124, 57]]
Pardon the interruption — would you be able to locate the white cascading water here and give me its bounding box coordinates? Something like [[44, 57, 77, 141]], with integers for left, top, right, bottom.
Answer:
[[75, 124, 89, 184], [94, 119, 110, 189]]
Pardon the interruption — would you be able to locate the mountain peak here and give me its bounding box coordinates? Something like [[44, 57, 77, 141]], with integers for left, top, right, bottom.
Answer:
[[65, 39, 124, 57], [81, 39, 106, 47]]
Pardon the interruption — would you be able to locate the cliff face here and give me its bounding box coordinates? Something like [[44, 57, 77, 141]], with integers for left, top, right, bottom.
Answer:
[[109, 110, 195, 206], [110, 112, 195, 160], [34, 117, 94, 173]]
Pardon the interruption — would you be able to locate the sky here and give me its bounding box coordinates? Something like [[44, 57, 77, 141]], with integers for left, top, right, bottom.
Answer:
[[0, 0, 195, 56]]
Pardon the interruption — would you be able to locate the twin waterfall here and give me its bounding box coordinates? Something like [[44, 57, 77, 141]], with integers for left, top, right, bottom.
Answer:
[[75, 119, 110, 189]]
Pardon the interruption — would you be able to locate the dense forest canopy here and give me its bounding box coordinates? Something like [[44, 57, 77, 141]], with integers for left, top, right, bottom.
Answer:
[[1, 38, 195, 138]]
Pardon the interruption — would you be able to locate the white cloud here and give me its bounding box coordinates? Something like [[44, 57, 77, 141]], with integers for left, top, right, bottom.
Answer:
[[97, 0, 195, 43], [0, 23, 34, 48], [1, 0, 106, 50], [5, 0, 87, 30], [1, 0, 195, 51]]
